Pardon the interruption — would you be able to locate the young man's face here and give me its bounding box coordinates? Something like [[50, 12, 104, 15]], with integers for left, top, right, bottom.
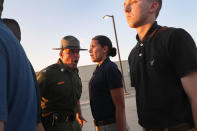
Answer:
[[60, 49, 80, 70], [124, 0, 153, 28]]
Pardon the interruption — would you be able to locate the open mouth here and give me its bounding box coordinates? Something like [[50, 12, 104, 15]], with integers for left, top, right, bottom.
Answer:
[[90, 56, 95, 60], [73, 60, 78, 64], [90, 54, 94, 58]]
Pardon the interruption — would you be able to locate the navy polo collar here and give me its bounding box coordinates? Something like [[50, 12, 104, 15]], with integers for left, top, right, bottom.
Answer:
[[136, 21, 161, 43], [96, 57, 110, 69]]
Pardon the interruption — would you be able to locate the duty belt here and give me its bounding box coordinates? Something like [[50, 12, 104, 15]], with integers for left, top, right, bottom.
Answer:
[[42, 112, 76, 127]]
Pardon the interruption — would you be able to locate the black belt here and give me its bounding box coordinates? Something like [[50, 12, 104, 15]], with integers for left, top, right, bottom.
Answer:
[[94, 118, 116, 126], [144, 123, 194, 131]]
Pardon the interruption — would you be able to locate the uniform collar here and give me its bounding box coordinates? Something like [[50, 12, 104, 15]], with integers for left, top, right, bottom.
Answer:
[[57, 59, 78, 72], [136, 21, 161, 43]]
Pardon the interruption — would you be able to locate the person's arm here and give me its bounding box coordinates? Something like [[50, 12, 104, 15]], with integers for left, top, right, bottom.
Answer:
[[76, 101, 87, 127], [181, 70, 197, 128], [0, 121, 4, 131], [36, 122, 45, 131], [110, 88, 126, 131]]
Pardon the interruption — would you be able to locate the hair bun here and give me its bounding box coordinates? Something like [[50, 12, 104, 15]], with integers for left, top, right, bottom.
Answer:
[[109, 47, 117, 57]]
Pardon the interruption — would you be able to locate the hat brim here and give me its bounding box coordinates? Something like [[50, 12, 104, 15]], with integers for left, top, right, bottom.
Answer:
[[52, 48, 87, 51]]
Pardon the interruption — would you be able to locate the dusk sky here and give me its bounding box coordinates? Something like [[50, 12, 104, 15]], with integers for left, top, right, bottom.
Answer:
[[2, 0, 197, 71]]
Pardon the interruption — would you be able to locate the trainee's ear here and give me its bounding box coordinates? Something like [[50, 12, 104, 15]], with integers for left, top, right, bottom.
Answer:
[[149, 1, 159, 14]]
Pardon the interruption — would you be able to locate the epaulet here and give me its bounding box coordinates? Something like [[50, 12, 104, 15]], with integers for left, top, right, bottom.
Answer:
[[36, 63, 58, 80], [40, 63, 58, 74]]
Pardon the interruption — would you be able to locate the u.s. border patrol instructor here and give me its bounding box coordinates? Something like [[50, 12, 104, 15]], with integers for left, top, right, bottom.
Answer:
[[37, 35, 87, 131]]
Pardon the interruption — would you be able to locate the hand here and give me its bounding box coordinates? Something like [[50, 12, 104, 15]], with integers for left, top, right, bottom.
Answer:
[[41, 97, 48, 109], [76, 113, 87, 127], [0, 121, 4, 131], [36, 122, 45, 131]]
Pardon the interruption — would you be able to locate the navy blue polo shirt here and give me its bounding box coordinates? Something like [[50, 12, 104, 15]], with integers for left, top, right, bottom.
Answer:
[[0, 20, 38, 131], [89, 58, 123, 121]]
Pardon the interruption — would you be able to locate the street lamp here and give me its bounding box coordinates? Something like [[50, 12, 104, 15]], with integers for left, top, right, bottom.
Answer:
[[103, 15, 128, 93]]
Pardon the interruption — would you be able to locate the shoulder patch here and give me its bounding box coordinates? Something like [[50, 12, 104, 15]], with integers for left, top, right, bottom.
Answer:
[[43, 63, 59, 73]]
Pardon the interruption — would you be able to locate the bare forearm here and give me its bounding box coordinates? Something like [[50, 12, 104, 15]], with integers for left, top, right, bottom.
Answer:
[[191, 100, 197, 128], [36, 122, 45, 131], [181, 71, 197, 128], [115, 107, 126, 131], [110, 88, 127, 131], [0, 121, 4, 131]]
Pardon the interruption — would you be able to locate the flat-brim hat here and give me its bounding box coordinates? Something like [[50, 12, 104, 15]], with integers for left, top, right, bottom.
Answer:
[[53, 35, 87, 50]]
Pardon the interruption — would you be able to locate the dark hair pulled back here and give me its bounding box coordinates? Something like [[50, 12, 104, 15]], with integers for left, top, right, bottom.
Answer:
[[92, 35, 116, 57]]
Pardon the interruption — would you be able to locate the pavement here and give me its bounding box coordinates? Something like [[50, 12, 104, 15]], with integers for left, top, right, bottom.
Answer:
[[80, 89, 141, 131]]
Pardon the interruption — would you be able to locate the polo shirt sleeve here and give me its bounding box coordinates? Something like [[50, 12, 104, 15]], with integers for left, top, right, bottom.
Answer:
[[168, 28, 197, 78], [0, 43, 8, 122], [105, 63, 123, 89]]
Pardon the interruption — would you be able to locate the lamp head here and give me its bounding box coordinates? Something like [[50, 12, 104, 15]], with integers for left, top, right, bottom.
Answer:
[[103, 15, 112, 19]]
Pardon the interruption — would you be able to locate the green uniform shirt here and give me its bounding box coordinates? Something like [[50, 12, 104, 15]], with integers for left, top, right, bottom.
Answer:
[[37, 59, 82, 115]]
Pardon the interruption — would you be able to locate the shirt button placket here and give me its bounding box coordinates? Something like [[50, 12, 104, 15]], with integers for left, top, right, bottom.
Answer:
[[139, 43, 143, 57]]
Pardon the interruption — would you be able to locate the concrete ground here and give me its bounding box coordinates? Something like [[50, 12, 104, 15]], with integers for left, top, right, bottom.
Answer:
[[80, 89, 141, 131]]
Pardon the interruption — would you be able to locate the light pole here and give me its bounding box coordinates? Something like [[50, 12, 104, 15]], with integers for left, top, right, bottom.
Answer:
[[103, 15, 128, 93]]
